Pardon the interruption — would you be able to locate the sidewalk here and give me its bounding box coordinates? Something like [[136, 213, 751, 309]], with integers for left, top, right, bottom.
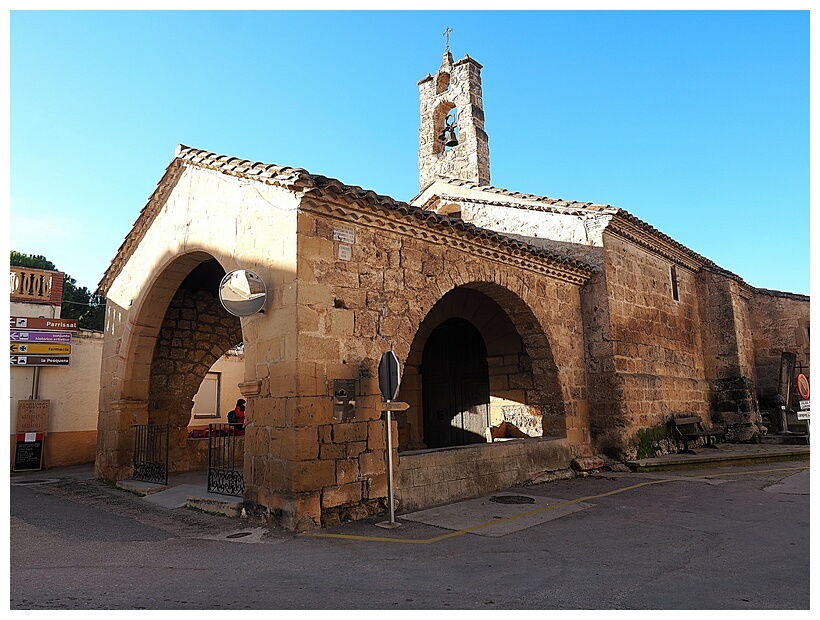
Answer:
[[11, 441, 810, 519], [625, 441, 810, 472]]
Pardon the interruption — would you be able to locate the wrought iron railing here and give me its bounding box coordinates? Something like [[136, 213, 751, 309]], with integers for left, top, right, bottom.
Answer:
[[133, 424, 169, 485], [207, 423, 244, 497]]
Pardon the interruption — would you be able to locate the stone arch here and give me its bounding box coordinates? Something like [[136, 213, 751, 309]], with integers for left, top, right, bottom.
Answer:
[[147, 259, 243, 471], [398, 282, 566, 451], [108, 251, 244, 474], [433, 101, 457, 154]]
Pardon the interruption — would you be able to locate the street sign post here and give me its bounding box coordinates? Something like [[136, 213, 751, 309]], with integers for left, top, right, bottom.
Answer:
[[379, 401, 410, 412], [377, 350, 402, 529], [378, 351, 401, 402]]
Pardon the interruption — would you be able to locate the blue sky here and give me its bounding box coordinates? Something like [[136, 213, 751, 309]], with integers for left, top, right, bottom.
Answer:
[[8, 8, 812, 295]]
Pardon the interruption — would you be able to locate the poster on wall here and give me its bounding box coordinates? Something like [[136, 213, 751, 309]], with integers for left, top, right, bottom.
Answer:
[[14, 433, 45, 471]]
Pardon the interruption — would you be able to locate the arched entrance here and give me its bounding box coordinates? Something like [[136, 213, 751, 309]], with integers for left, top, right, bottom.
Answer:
[[422, 317, 490, 448], [400, 283, 567, 452], [96, 251, 249, 481], [146, 258, 243, 473]]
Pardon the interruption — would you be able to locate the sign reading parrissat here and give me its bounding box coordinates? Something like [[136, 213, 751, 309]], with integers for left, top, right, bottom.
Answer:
[[9, 316, 78, 331]]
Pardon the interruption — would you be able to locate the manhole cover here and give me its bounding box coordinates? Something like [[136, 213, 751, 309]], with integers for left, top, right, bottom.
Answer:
[[489, 495, 535, 505], [226, 532, 253, 539], [12, 478, 58, 486]]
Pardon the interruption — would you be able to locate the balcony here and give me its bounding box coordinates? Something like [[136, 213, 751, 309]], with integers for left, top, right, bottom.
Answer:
[[9, 266, 64, 304]]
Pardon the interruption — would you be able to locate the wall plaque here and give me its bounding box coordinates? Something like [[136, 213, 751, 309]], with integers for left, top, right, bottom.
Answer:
[[17, 399, 50, 433], [333, 225, 355, 244], [332, 379, 357, 420]]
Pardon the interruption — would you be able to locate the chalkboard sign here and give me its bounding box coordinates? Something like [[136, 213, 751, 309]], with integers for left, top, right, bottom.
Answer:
[[14, 433, 44, 471]]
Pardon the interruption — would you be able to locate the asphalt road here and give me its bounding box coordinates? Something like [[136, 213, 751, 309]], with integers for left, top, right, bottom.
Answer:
[[9, 461, 810, 610]]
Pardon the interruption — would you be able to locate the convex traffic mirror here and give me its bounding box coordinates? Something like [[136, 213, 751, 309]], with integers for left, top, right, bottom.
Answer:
[[218, 269, 267, 317]]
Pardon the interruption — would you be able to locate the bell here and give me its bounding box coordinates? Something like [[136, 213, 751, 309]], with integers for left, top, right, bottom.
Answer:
[[442, 127, 458, 147]]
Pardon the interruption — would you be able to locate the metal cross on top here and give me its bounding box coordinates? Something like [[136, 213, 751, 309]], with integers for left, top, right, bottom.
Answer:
[[443, 26, 453, 52]]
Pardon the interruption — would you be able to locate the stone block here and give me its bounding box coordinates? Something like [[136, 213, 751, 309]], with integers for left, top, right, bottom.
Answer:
[[572, 456, 605, 472], [328, 308, 355, 335], [345, 441, 368, 458], [322, 482, 363, 508], [319, 443, 347, 460], [286, 397, 333, 427], [298, 334, 340, 361], [367, 420, 386, 451], [283, 427, 320, 461], [298, 282, 332, 306], [293, 492, 322, 529], [268, 362, 298, 397], [296, 306, 320, 332], [298, 236, 334, 262], [286, 460, 336, 493], [364, 472, 387, 498], [336, 458, 360, 485], [359, 450, 385, 477], [333, 421, 368, 443]]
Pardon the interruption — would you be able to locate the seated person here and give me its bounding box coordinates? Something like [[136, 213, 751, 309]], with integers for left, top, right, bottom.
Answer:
[[227, 398, 246, 433]]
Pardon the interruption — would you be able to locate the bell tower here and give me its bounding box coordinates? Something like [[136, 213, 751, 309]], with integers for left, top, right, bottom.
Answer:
[[417, 37, 490, 190]]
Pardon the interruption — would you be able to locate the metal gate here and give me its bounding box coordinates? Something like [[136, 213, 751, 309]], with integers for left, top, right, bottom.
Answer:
[[133, 423, 169, 485], [207, 423, 244, 496]]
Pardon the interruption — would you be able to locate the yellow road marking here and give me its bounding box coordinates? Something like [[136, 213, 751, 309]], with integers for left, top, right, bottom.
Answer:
[[302, 465, 809, 544]]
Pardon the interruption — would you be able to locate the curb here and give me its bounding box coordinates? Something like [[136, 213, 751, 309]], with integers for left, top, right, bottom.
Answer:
[[626, 447, 810, 472]]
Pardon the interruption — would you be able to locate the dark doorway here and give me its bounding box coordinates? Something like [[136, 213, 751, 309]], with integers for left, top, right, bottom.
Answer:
[[422, 317, 491, 448]]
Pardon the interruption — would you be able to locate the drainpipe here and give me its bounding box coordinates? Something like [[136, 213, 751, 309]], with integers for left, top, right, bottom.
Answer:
[[31, 367, 41, 400]]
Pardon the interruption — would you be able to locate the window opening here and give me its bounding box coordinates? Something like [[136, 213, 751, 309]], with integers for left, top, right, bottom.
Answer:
[[436, 72, 451, 94], [670, 265, 679, 301]]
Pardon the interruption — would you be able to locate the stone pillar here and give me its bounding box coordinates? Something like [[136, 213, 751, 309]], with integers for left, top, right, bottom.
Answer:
[[95, 399, 148, 480], [697, 270, 763, 441]]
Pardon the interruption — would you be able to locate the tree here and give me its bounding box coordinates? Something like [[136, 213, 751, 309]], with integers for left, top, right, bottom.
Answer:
[[10, 251, 106, 331]]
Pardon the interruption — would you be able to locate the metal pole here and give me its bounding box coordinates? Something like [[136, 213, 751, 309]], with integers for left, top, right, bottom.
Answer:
[[31, 366, 41, 399], [386, 407, 395, 523], [377, 403, 401, 529]]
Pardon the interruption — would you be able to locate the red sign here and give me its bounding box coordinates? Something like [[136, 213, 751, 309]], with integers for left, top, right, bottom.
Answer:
[[10, 317, 78, 331], [797, 374, 810, 399]]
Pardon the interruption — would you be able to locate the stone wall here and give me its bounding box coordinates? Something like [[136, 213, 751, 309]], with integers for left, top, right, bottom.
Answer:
[[460, 201, 610, 266], [97, 163, 299, 481], [239, 195, 591, 529], [697, 270, 763, 441], [748, 289, 810, 404], [586, 233, 710, 457], [397, 438, 574, 512]]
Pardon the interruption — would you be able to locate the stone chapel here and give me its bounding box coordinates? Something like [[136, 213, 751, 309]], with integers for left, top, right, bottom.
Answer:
[[95, 49, 809, 530]]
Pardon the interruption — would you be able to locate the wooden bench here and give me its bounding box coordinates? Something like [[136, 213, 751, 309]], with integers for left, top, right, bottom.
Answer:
[[668, 416, 722, 454]]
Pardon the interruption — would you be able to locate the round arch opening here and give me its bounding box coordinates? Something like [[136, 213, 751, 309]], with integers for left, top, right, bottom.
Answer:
[[399, 284, 566, 452]]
